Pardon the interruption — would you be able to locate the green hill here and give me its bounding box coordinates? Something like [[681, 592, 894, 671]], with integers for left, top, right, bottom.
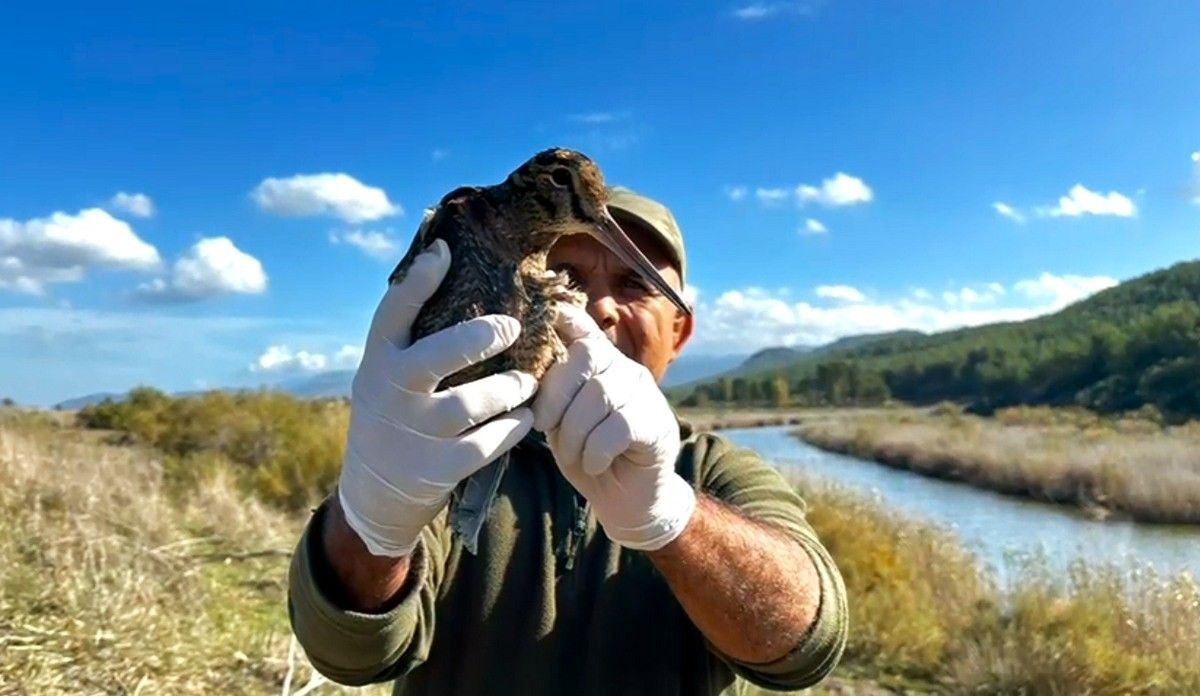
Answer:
[[676, 260, 1200, 419]]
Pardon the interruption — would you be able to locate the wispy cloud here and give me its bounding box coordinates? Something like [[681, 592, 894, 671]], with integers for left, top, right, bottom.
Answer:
[[992, 201, 1026, 224], [1037, 184, 1136, 218], [755, 187, 791, 205], [561, 111, 639, 152], [732, 2, 815, 21], [688, 272, 1116, 354], [801, 218, 828, 235], [724, 185, 749, 202], [108, 192, 155, 218], [135, 236, 267, 303], [431, 149, 448, 162], [328, 228, 400, 261], [0, 208, 161, 295], [797, 172, 873, 207], [1191, 151, 1200, 205], [815, 284, 866, 303], [250, 342, 361, 373], [568, 112, 622, 124], [732, 173, 873, 209], [252, 173, 401, 223]]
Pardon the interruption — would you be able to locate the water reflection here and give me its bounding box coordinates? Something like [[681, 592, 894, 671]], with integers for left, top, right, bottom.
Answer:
[[723, 426, 1200, 582]]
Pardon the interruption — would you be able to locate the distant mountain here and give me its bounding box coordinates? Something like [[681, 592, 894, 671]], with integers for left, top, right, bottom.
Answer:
[[55, 371, 356, 411], [735, 347, 811, 375], [54, 392, 125, 411], [662, 352, 749, 387], [808, 330, 926, 358], [274, 370, 354, 399], [677, 260, 1200, 418]]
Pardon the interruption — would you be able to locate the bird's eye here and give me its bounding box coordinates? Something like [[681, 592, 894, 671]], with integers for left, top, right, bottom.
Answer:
[[552, 264, 585, 292], [550, 168, 572, 188]]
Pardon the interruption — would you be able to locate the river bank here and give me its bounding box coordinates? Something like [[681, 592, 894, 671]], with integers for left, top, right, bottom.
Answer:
[[678, 407, 828, 432], [790, 406, 1200, 525], [8, 402, 1199, 694]]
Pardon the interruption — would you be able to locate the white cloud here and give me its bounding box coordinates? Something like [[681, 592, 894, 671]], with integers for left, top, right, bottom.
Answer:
[[755, 187, 791, 205], [992, 201, 1026, 224], [334, 344, 363, 368], [801, 218, 828, 235], [815, 285, 866, 303], [431, 149, 448, 162], [942, 283, 1006, 307], [136, 236, 266, 302], [687, 272, 1117, 354], [0, 208, 161, 295], [796, 172, 873, 207], [1191, 152, 1200, 205], [251, 344, 328, 373], [252, 173, 401, 223], [329, 229, 399, 261], [250, 342, 361, 373], [108, 192, 155, 218], [724, 185, 748, 202], [1039, 184, 1136, 218], [1013, 272, 1117, 310], [732, 2, 813, 20]]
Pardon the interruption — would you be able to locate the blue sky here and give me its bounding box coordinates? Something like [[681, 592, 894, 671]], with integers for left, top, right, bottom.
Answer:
[[2, 1, 1198, 405]]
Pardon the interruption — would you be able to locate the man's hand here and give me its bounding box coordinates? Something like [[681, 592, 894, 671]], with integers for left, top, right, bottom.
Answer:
[[532, 303, 696, 551], [338, 239, 537, 557]]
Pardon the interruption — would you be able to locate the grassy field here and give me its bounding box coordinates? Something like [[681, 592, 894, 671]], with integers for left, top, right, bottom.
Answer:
[[3, 400, 1198, 694], [792, 405, 1200, 524], [0, 408, 378, 695]]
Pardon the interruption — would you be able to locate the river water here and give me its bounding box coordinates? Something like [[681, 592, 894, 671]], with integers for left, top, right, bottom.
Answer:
[[723, 426, 1200, 583]]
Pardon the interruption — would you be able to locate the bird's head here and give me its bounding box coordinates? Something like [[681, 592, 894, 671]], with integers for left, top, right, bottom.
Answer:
[[507, 148, 608, 244], [506, 148, 692, 315]]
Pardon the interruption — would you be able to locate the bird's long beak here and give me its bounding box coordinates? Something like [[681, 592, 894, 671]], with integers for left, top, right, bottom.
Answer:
[[590, 208, 693, 315]]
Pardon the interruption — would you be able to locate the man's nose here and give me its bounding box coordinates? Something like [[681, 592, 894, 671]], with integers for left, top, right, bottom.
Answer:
[[586, 290, 620, 333]]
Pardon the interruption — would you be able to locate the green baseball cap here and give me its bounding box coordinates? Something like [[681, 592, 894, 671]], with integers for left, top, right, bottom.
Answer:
[[606, 186, 687, 285]]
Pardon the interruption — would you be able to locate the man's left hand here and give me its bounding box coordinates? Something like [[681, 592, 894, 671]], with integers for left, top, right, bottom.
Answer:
[[532, 303, 696, 551]]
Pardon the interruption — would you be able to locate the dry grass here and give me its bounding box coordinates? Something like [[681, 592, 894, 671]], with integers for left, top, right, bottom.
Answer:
[[4, 404, 1197, 694], [793, 406, 1200, 523], [0, 409, 380, 695], [799, 477, 1200, 694]]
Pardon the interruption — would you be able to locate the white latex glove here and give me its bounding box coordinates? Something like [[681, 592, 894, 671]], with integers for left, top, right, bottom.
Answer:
[[532, 303, 696, 551], [338, 239, 537, 557]]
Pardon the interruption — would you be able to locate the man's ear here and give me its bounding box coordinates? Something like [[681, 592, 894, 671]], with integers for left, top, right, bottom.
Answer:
[[668, 309, 694, 363]]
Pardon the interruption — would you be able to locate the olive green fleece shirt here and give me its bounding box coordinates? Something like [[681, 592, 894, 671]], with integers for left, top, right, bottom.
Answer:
[[288, 424, 848, 695]]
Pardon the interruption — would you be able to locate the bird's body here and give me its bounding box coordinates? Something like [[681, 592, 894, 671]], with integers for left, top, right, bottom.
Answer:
[[388, 181, 581, 388], [386, 148, 690, 552]]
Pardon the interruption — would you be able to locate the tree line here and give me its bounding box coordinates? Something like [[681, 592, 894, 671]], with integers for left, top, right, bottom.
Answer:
[[677, 261, 1200, 419]]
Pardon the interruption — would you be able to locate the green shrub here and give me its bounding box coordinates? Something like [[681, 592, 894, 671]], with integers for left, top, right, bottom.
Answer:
[[78, 389, 348, 511]]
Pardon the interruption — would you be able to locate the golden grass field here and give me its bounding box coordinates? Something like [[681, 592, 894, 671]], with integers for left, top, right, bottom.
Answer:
[[2, 400, 1198, 694], [791, 405, 1200, 524]]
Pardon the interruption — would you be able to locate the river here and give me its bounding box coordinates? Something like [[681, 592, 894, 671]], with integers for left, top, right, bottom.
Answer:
[[723, 426, 1200, 583]]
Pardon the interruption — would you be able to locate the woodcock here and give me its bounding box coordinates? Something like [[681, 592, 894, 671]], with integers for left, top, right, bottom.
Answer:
[[387, 148, 691, 552]]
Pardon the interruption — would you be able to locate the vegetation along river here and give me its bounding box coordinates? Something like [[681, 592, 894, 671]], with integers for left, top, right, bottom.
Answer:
[[724, 425, 1200, 583]]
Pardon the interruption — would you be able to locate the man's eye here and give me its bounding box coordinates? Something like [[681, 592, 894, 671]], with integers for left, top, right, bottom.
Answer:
[[623, 274, 653, 294]]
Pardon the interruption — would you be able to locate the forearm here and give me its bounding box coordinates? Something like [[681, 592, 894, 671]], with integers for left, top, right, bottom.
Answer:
[[646, 494, 821, 664], [320, 495, 414, 613]]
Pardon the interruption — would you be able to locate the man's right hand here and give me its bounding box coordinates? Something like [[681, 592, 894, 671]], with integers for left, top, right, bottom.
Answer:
[[337, 238, 537, 558]]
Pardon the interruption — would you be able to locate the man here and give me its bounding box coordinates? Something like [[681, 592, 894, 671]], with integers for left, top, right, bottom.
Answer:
[[288, 187, 848, 695]]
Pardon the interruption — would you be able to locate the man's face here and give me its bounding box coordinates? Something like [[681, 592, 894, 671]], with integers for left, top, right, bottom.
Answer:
[[546, 221, 693, 382]]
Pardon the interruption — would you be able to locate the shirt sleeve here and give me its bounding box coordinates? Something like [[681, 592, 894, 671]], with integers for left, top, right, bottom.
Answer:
[[286, 497, 452, 686], [691, 433, 849, 691]]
